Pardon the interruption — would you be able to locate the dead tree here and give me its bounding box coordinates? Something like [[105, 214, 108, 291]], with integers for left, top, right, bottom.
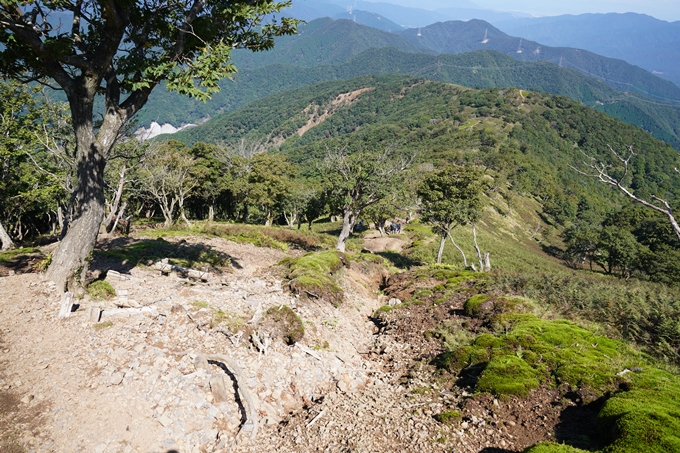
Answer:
[[571, 145, 680, 241]]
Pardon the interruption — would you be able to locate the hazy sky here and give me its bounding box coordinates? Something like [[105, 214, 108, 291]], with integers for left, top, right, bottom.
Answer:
[[379, 0, 680, 21]]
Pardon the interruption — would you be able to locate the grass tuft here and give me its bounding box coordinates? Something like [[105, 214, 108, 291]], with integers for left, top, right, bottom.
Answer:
[[87, 281, 116, 301], [264, 305, 305, 344]]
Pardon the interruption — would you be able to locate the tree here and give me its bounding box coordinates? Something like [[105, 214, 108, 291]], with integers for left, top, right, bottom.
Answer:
[[187, 142, 223, 222], [561, 222, 599, 270], [571, 145, 680, 242], [594, 225, 640, 277], [321, 147, 412, 252], [247, 153, 294, 226], [418, 164, 485, 265], [0, 0, 298, 290], [139, 141, 196, 228], [0, 79, 70, 249]]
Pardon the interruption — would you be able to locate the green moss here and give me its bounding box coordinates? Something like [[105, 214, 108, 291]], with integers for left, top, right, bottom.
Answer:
[[87, 281, 116, 301], [265, 305, 305, 344], [442, 315, 640, 398], [282, 250, 346, 305], [191, 301, 208, 309], [464, 294, 491, 317], [596, 368, 680, 453], [434, 410, 462, 424], [0, 247, 40, 263], [374, 305, 394, 316], [93, 321, 113, 330], [476, 355, 540, 397], [524, 443, 586, 453], [464, 294, 534, 319], [523, 367, 680, 453]]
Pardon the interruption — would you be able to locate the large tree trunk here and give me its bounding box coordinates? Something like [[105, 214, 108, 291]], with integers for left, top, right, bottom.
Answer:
[[436, 235, 446, 264], [45, 80, 121, 292], [0, 220, 14, 250], [336, 210, 358, 252], [44, 138, 106, 291]]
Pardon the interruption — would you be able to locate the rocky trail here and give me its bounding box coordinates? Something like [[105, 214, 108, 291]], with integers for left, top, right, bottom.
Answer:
[[0, 235, 570, 453]]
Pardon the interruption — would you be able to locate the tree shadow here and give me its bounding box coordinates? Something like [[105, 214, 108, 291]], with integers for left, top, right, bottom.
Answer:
[[93, 237, 241, 274], [376, 251, 418, 269]]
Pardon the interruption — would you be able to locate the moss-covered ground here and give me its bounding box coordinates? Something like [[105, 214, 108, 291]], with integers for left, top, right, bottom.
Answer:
[[0, 247, 41, 263], [97, 237, 232, 269], [280, 250, 347, 306], [86, 280, 116, 301]]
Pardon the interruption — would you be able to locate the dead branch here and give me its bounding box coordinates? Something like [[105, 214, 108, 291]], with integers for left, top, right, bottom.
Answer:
[[198, 353, 259, 441], [570, 145, 680, 241], [153, 260, 212, 281]]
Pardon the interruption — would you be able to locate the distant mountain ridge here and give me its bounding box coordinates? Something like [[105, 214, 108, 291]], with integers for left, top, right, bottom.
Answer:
[[397, 19, 680, 103], [287, 0, 529, 28], [230, 18, 428, 68], [495, 13, 680, 87]]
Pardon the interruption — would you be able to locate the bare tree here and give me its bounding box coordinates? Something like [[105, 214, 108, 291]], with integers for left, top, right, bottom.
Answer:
[[571, 145, 680, 241], [139, 143, 197, 228]]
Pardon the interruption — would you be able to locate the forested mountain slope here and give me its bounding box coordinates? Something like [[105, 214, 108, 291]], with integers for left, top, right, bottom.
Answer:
[[139, 48, 680, 149], [397, 19, 680, 102], [495, 12, 680, 87], [229, 18, 428, 68], [170, 75, 680, 226]]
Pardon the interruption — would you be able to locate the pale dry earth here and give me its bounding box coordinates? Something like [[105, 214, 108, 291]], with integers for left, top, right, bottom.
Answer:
[[0, 235, 558, 453]]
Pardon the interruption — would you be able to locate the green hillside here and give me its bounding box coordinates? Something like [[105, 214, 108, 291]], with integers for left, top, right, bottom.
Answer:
[[229, 17, 426, 68], [170, 76, 679, 225], [331, 11, 405, 32], [139, 48, 680, 149], [398, 19, 680, 103]]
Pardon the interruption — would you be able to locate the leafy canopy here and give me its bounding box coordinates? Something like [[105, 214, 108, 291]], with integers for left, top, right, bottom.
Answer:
[[0, 0, 299, 101], [417, 164, 486, 236]]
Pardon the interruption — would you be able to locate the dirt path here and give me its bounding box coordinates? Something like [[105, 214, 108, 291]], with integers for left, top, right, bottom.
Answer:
[[361, 231, 407, 253], [1, 234, 567, 453], [0, 236, 384, 453]]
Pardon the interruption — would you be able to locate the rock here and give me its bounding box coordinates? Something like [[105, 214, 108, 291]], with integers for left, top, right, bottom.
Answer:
[[110, 372, 125, 385], [387, 298, 401, 307], [157, 414, 173, 428]]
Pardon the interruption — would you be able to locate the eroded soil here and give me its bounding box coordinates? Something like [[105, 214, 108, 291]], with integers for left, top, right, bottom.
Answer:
[[0, 234, 597, 452]]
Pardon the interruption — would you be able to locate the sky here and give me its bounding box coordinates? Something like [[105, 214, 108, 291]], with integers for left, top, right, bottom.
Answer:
[[379, 0, 680, 21]]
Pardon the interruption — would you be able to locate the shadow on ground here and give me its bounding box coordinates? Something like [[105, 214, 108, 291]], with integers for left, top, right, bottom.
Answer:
[[93, 237, 241, 274]]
